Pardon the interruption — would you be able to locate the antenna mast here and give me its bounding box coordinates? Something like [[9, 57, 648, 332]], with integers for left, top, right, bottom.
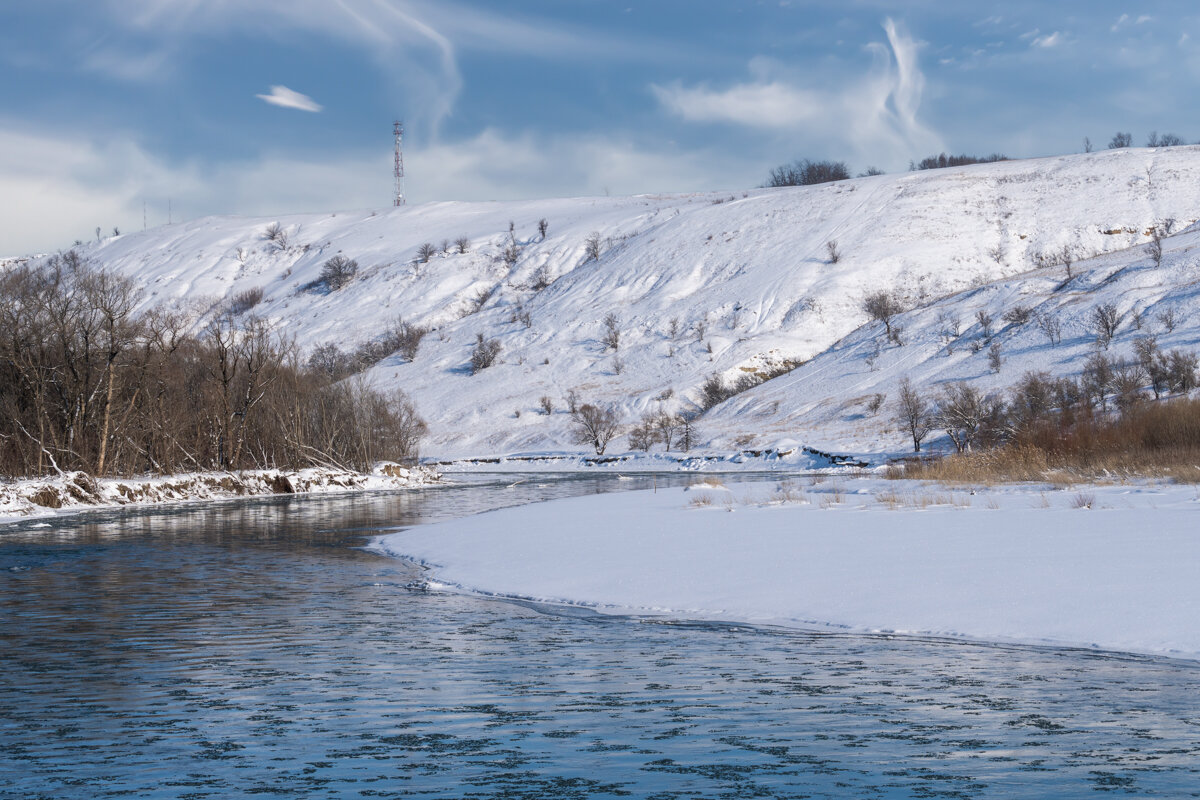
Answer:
[[393, 120, 406, 207]]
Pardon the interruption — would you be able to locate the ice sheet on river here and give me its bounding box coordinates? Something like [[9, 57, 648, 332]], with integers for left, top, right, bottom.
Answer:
[[373, 478, 1200, 660]]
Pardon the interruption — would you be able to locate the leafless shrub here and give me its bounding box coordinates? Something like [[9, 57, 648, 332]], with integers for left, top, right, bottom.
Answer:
[[470, 334, 502, 374], [1002, 306, 1033, 327], [537, 218, 549, 239], [530, 265, 553, 290], [509, 306, 532, 328], [765, 159, 850, 186], [913, 152, 1008, 170], [416, 242, 437, 264], [320, 255, 358, 290], [826, 240, 840, 264], [471, 287, 493, 314], [866, 393, 886, 415], [1108, 131, 1132, 149], [1159, 307, 1178, 333], [936, 310, 961, 341], [502, 242, 521, 266], [263, 222, 288, 250], [988, 342, 1003, 373], [539, 396, 553, 415], [454, 236, 470, 254], [612, 354, 624, 375], [565, 388, 580, 415], [228, 286, 265, 315]]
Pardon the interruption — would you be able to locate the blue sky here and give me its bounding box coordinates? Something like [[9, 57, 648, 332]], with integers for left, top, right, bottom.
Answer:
[[3, 1, 1200, 254]]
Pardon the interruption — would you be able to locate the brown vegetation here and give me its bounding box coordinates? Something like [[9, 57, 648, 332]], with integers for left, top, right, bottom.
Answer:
[[899, 398, 1200, 483], [0, 251, 426, 478]]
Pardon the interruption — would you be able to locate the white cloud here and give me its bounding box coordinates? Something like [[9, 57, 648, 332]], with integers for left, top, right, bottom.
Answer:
[[0, 123, 753, 257], [1031, 32, 1062, 48], [256, 85, 323, 113], [651, 18, 942, 170], [1112, 14, 1130, 32]]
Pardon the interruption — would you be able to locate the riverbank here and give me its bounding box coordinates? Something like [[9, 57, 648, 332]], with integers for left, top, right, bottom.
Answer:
[[0, 463, 440, 526], [373, 476, 1200, 661]]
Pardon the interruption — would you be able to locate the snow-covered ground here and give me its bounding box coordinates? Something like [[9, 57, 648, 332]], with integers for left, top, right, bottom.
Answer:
[[59, 146, 1200, 460], [0, 464, 439, 526], [372, 477, 1200, 660]]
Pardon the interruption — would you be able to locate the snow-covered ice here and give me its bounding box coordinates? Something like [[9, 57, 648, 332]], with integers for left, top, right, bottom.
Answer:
[[373, 477, 1200, 660]]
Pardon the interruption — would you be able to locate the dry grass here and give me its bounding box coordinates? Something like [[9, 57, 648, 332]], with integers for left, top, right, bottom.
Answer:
[[1070, 492, 1096, 509], [894, 399, 1200, 484]]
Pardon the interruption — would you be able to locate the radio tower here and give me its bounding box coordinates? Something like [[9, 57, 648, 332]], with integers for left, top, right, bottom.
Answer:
[[393, 120, 406, 207]]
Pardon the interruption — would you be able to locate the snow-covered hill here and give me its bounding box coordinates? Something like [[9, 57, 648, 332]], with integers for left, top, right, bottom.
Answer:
[[70, 146, 1200, 459]]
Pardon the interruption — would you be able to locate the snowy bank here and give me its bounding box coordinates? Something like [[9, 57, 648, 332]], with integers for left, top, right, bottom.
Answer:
[[0, 464, 439, 526], [373, 478, 1200, 660]]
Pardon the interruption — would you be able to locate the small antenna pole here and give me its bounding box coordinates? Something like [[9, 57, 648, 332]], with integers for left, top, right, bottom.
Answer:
[[393, 121, 406, 207]]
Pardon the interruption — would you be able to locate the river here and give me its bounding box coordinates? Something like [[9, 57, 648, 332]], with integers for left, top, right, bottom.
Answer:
[[2, 473, 1198, 798]]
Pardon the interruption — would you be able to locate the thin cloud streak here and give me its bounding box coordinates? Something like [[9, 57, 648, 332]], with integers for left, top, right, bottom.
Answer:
[[256, 85, 323, 112], [651, 18, 942, 170]]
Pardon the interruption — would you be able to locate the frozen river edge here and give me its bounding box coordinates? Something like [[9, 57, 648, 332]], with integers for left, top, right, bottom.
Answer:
[[373, 477, 1200, 661]]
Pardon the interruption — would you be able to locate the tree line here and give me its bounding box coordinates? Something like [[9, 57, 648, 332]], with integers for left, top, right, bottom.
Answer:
[[0, 251, 426, 478]]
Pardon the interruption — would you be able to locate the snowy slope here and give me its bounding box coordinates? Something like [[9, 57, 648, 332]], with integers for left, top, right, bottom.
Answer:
[[71, 146, 1200, 458], [708, 213, 1200, 457]]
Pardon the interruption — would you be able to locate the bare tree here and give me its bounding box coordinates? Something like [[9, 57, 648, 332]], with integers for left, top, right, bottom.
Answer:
[[601, 313, 621, 350], [1148, 225, 1165, 267], [539, 396, 553, 415], [1083, 136, 1093, 153], [862, 290, 904, 343], [936, 383, 1003, 454], [1059, 244, 1075, 281], [653, 409, 680, 451], [537, 218, 549, 240], [677, 411, 699, 451], [975, 309, 995, 340], [1092, 303, 1122, 349], [894, 378, 932, 452], [988, 342, 1003, 373], [572, 403, 620, 455], [585, 232, 602, 262], [628, 414, 659, 452], [416, 243, 437, 264], [1036, 312, 1062, 345], [454, 236, 470, 254]]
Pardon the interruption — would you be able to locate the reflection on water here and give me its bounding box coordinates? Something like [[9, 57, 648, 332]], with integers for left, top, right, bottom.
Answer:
[[2, 473, 1199, 799]]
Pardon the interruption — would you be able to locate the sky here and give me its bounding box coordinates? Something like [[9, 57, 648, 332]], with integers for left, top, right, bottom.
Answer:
[[3, 1, 1200, 255]]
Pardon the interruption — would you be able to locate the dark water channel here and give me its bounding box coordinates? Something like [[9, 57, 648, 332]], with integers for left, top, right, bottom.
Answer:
[[2, 473, 1199, 799]]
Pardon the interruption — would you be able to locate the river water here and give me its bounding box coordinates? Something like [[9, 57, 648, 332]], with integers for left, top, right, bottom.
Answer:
[[2, 473, 1198, 799]]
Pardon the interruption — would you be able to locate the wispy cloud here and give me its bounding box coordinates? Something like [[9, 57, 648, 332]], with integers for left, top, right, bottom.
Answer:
[[256, 85, 323, 113], [651, 19, 942, 169], [1031, 32, 1062, 48]]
